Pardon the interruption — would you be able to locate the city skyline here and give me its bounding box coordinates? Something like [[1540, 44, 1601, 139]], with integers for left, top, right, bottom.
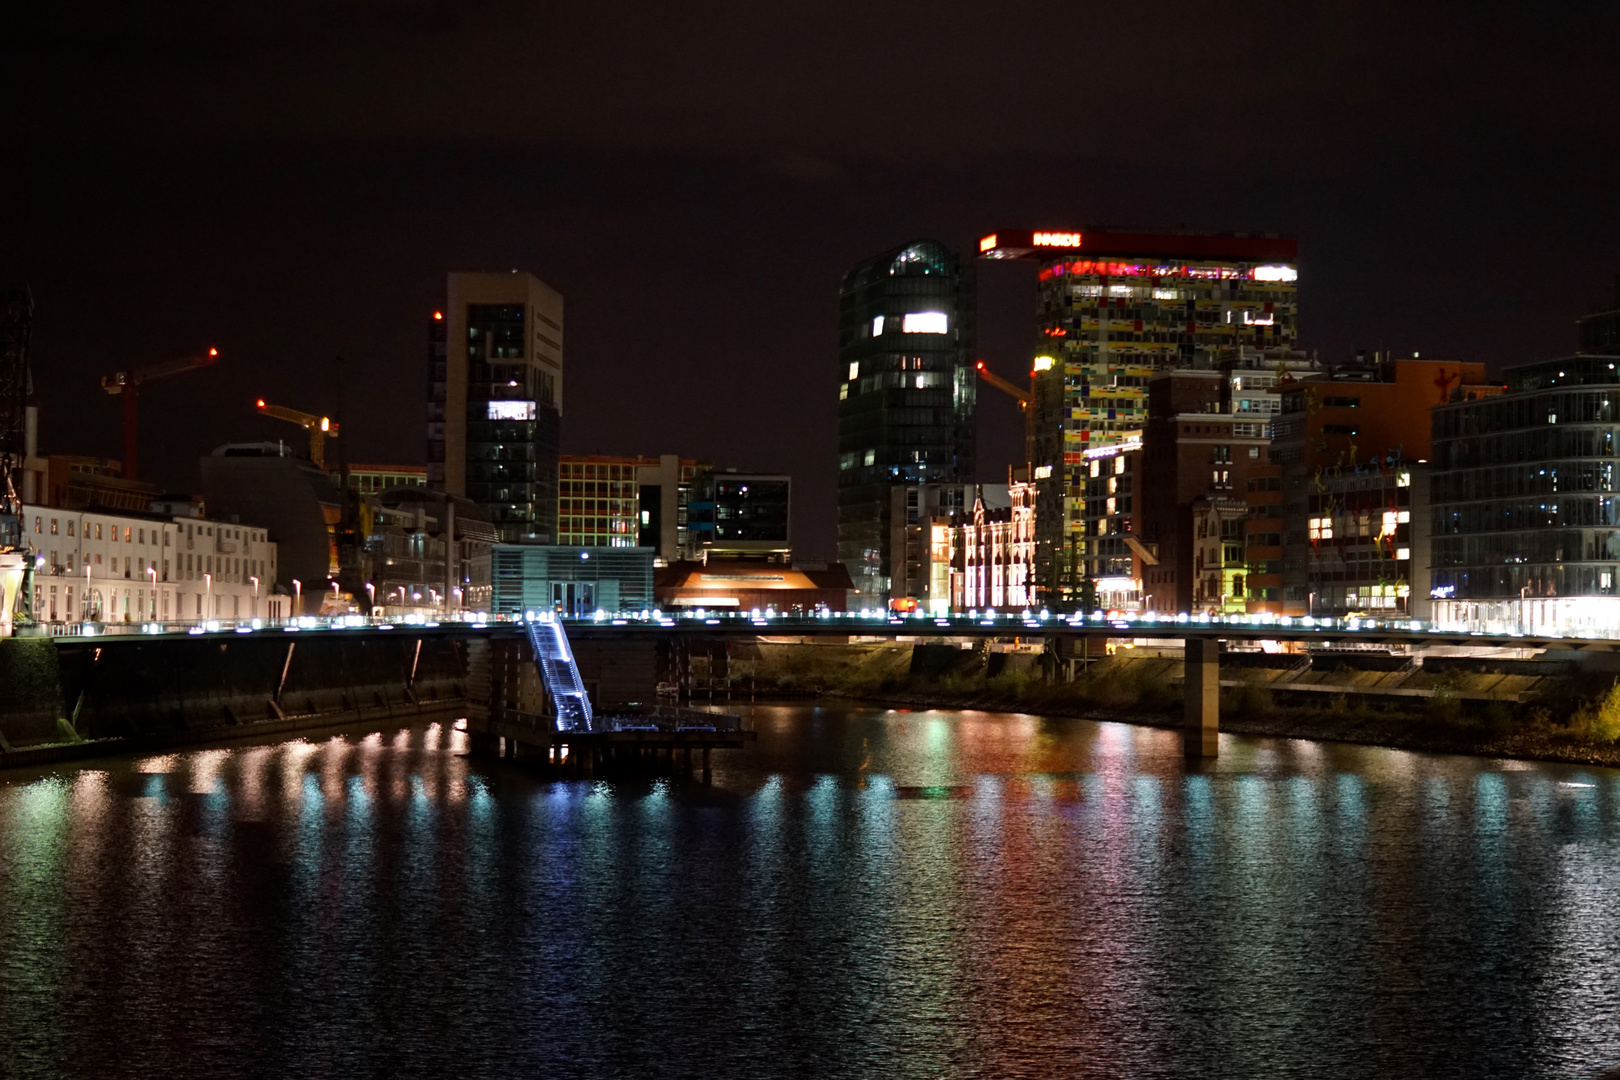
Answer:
[[6, 2, 1618, 565]]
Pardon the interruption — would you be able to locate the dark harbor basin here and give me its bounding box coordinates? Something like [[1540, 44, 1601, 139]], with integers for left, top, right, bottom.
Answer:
[[3, 703, 1620, 1079]]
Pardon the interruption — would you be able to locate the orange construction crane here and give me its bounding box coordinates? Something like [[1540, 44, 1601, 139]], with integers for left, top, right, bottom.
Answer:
[[101, 347, 220, 481], [975, 359, 1032, 406], [255, 399, 339, 469]]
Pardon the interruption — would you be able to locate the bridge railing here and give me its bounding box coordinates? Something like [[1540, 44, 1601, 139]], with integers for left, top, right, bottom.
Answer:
[[12, 605, 1610, 646]]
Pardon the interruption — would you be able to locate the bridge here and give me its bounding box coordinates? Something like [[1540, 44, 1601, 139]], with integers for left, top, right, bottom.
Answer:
[[9, 608, 1616, 761]]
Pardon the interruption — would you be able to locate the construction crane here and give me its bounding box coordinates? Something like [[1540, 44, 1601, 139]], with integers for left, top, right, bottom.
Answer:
[[975, 359, 1032, 406], [101, 347, 221, 481], [255, 399, 339, 469], [1, 287, 35, 634]]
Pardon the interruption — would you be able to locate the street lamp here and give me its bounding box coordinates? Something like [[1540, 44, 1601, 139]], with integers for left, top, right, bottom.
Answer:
[[1520, 585, 1528, 632], [204, 572, 212, 621], [365, 581, 375, 611], [292, 578, 302, 616], [147, 565, 157, 622], [83, 562, 92, 623], [250, 575, 259, 620]]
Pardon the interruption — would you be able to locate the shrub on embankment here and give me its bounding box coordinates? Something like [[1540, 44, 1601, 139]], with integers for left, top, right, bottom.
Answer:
[[0, 639, 68, 746]]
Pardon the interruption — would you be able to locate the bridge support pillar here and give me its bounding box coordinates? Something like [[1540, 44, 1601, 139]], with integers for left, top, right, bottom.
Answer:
[[1184, 636, 1219, 758]]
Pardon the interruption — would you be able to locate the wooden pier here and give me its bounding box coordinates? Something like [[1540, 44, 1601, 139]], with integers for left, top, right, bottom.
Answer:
[[472, 714, 753, 782]]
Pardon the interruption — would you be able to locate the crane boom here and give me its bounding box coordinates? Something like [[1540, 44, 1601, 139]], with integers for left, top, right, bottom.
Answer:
[[975, 360, 1032, 405], [100, 346, 220, 481], [255, 399, 339, 469]]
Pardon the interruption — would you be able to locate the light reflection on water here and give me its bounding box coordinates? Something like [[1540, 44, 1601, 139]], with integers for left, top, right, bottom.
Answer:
[[0, 705, 1618, 1078]]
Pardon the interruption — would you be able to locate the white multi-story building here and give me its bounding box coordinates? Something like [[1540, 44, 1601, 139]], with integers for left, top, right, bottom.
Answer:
[[21, 504, 282, 625]]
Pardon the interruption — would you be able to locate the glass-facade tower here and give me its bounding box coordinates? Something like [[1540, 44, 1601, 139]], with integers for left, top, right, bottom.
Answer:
[[1431, 355, 1620, 632], [428, 272, 563, 545], [837, 240, 975, 608]]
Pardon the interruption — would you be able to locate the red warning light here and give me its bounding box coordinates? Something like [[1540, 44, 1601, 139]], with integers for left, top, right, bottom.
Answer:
[[208, 347, 219, 356], [433, 311, 444, 321], [256, 399, 265, 408]]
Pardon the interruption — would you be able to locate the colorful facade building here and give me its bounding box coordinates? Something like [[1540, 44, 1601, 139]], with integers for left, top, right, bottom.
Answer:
[[979, 229, 1298, 605]]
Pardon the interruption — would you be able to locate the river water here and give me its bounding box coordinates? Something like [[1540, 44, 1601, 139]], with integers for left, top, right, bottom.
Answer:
[[3, 704, 1620, 1079]]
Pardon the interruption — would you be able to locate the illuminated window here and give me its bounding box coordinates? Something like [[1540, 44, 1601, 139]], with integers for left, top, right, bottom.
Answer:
[[901, 312, 949, 334], [1396, 547, 1411, 561], [487, 401, 536, 420], [1034, 465, 1053, 479], [839, 384, 848, 400], [1308, 517, 1333, 541], [863, 450, 875, 466], [847, 362, 859, 380], [871, 316, 884, 336], [1396, 471, 1411, 488]]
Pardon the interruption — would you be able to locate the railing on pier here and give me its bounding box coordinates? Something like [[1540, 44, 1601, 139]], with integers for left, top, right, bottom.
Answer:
[[596, 706, 743, 734]]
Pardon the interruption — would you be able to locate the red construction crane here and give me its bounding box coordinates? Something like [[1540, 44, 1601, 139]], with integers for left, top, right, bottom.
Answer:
[[101, 347, 220, 481], [975, 359, 1032, 406]]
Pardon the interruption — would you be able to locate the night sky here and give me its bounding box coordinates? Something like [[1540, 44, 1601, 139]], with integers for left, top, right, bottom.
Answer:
[[6, 2, 1618, 559]]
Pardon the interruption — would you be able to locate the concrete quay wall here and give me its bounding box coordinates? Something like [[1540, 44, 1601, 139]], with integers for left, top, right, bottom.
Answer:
[[0, 632, 470, 769]]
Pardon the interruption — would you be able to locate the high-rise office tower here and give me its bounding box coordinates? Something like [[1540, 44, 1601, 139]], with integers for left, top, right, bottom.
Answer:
[[979, 229, 1298, 606], [427, 272, 563, 544], [837, 240, 976, 609]]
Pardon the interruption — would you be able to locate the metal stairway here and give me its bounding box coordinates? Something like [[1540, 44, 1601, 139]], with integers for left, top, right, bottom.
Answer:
[[524, 615, 595, 732]]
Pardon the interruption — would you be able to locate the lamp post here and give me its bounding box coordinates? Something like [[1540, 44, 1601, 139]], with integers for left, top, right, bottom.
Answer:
[[364, 581, 375, 613], [1520, 585, 1528, 632], [147, 565, 157, 622], [205, 572, 212, 621], [292, 577, 302, 616], [250, 576, 259, 620], [83, 562, 92, 624]]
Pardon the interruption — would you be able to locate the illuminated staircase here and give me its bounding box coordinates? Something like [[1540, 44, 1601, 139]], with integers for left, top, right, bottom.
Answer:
[[523, 616, 595, 733]]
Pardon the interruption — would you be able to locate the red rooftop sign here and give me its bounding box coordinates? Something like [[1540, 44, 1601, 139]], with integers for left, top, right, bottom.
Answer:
[[979, 230, 1296, 262]]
